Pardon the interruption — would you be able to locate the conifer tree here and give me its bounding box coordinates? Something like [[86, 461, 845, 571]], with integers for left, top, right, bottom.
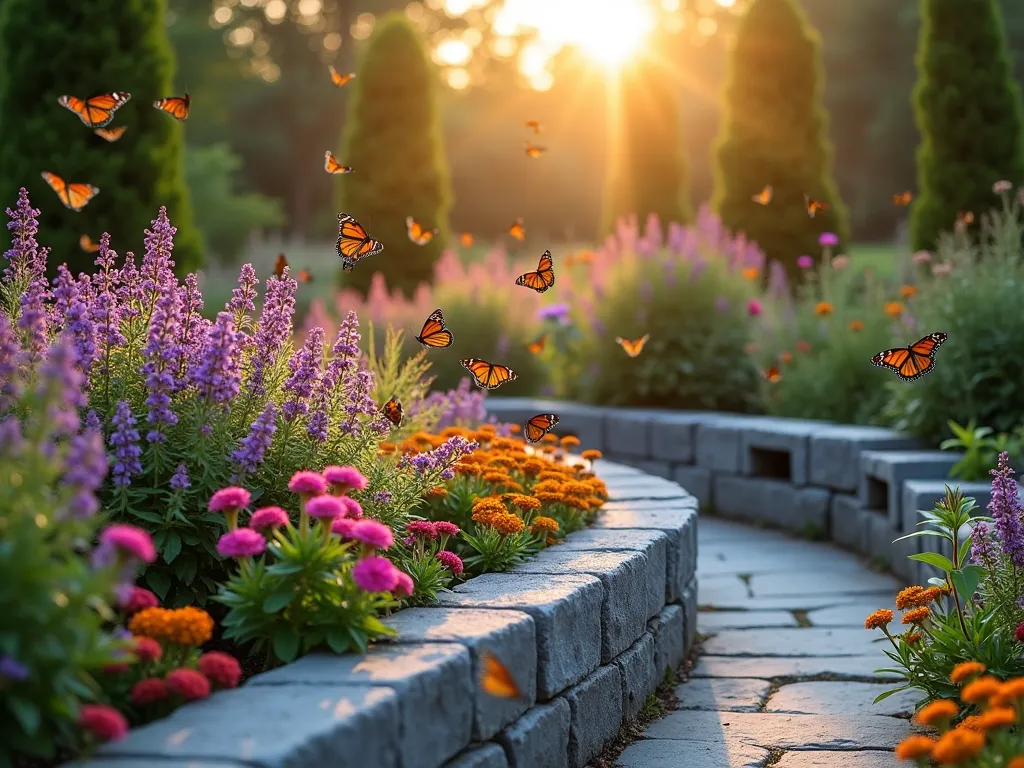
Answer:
[[0, 0, 202, 275], [337, 13, 451, 297], [711, 0, 848, 280]]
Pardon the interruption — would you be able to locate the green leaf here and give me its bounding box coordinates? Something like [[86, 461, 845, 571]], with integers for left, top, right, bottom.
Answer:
[[7, 696, 40, 736], [146, 568, 172, 600], [873, 686, 911, 704], [163, 531, 182, 564], [273, 625, 300, 663], [950, 565, 986, 601], [129, 508, 165, 524], [173, 554, 198, 586], [907, 552, 953, 572], [957, 536, 972, 568], [262, 587, 296, 614], [894, 530, 951, 543]]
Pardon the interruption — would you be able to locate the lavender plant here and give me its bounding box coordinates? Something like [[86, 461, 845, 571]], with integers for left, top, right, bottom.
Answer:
[[0, 189, 473, 607]]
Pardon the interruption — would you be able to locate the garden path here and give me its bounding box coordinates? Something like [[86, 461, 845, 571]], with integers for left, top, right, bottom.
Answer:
[[617, 515, 912, 768]]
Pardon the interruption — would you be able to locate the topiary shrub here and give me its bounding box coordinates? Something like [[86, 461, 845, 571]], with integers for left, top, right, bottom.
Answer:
[[711, 0, 849, 284], [0, 0, 202, 276], [910, 0, 1024, 252], [336, 12, 451, 298]]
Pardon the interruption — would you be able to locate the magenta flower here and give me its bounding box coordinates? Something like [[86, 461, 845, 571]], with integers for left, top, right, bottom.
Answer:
[[818, 232, 839, 247], [340, 497, 363, 519], [216, 528, 266, 558], [323, 465, 369, 493], [99, 525, 156, 564], [332, 517, 357, 538], [306, 495, 345, 520], [352, 556, 400, 592], [208, 487, 251, 513], [796, 255, 814, 269], [406, 521, 439, 539], [393, 571, 415, 598], [351, 519, 394, 550], [249, 506, 289, 532], [434, 521, 461, 539], [437, 550, 464, 576], [288, 470, 327, 496], [747, 299, 762, 317]]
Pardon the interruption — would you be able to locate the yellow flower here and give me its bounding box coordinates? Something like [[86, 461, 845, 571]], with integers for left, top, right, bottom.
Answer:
[[814, 301, 833, 317], [581, 449, 602, 461], [962, 676, 1003, 705], [914, 699, 959, 727], [864, 609, 893, 630], [560, 435, 580, 450], [900, 284, 918, 299], [931, 728, 985, 764], [901, 606, 931, 625], [950, 661, 987, 685], [884, 301, 904, 319], [894, 734, 935, 761], [848, 319, 864, 332], [487, 511, 526, 536]]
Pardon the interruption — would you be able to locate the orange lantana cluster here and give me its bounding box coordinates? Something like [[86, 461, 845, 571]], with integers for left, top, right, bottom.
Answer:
[[128, 606, 215, 647]]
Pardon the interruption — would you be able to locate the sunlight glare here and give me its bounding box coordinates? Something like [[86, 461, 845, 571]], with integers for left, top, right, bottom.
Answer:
[[435, 39, 472, 66]]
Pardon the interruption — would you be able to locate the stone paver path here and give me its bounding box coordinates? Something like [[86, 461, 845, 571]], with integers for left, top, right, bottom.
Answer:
[[617, 516, 912, 768]]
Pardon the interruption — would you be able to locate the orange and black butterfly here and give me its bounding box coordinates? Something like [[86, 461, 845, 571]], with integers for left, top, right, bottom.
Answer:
[[298, 268, 313, 283], [507, 218, 526, 242], [329, 65, 355, 88], [892, 191, 913, 206], [524, 120, 541, 134], [479, 651, 521, 699], [804, 194, 828, 218], [274, 253, 289, 278], [324, 151, 353, 175], [616, 334, 649, 358], [79, 234, 100, 253], [524, 142, 546, 158], [94, 125, 127, 142], [58, 92, 131, 128], [460, 358, 518, 390], [760, 365, 782, 383], [870, 332, 948, 382], [41, 172, 98, 212], [336, 213, 384, 272], [752, 185, 772, 205], [153, 93, 190, 121], [515, 250, 555, 293], [527, 334, 548, 355], [406, 217, 439, 246], [415, 309, 454, 349], [957, 211, 975, 225], [459, 232, 474, 248], [380, 397, 403, 428], [524, 413, 559, 444]]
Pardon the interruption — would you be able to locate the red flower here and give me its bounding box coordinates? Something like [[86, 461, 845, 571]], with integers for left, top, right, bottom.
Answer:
[[131, 678, 169, 705], [132, 636, 162, 663], [165, 668, 211, 701], [78, 705, 129, 742], [1015, 622, 1024, 642], [122, 586, 160, 613], [197, 652, 242, 689], [102, 662, 132, 674]]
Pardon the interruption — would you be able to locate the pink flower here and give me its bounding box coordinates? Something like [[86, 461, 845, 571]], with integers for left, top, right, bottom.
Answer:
[[99, 525, 156, 563], [437, 550, 464, 576], [165, 668, 211, 701], [132, 636, 162, 663], [332, 517, 357, 538], [912, 250, 932, 264], [393, 570, 415, 598], [994, 179, 1013, 194], [434, 521, 460, 538], [323, 465, 369, 493], [216, 528, 266, 558], [121, 586, 159, 613], [288, 470, 327, 496], [208, 487, 251, 513], [197, 652, 242, 689], [747, 299, 762, 317], [818, 232, 839, 247], [796, 255, 814, 269], [307, 495, 345, 520], [78, 705, 129, 742], [249, 506, 289, 532], [341, 497, 363, 519], [831, 255, 849, 270], [131, 678, 168, 705], [352, 519, 394, 549], [407, 520, 439, 539], [352, 556, 400, 592]]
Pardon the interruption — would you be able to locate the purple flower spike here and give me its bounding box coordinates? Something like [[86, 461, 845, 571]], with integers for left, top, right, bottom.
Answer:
[[192, 312, 242, 407], [249, 271, 297, 398], [282, 327, 324, 421], [232, 401, 277, 477], [109, 400, 142, 488], [140, 207, 178, 301], [170, 464, 190, 491], [3, 188, 47, 283], [228, 264, 259, 335], [142, 285, 182, 441], [989, 452, 1024, 568]]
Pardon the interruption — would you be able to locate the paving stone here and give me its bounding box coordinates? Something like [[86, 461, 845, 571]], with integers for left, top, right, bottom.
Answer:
[[830, 494, 871, 554], [672, 465, 713, 508], [714, 475, 831, 536], [591, 460, 647, 479], [774, 750, 901, 768], [741, 417, 832, 486], [696, 418, 755, 473], [512, 549, 658, 661], [382, 608, 536, 740], [809, 425, 923, 492], [748, 569, 900, 598], [698, 574, 752, 604], [561, 664, 623, 768], [616, 738, 770, 768], [698, 610, 799, 630], [614, 632, 658, 721], [443, 743, 509, 768], [249, 645, 471, 768], [698, 592, 894, 612], [682, 575, 698, 653], [648, 604, 685, 681], [698, 516, 793, 544], [691, 656, 901, 681], [766, 681, 919, 717], [702, 628, 882, 657], [806, 599, 900, 628], [71, 761, 246, 768], [495, 697, 570, 768], [100, 684, 400, 768], [436, 572, 603, 700], [604, 408, 662, 458], [698, 543, 868, 577], [651, 411, 721, 463], [642, 710, 907, 750], [675, 677, 772, 712], [858, 450, 961, 527]]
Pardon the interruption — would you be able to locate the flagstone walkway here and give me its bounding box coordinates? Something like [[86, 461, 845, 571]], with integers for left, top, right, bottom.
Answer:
[[616, 515, 914, 768]]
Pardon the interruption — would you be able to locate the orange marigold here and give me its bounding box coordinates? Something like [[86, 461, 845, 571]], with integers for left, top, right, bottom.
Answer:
[[895, 585, 926, 609], [508, 495, 542, 512], [921, 586, 943, 604], [478, 424, 497, 435], [542, 445, 557, 454], [534, 491, 566, 505], [581, 449, 602, 461], [814, 301, 833, 317], [960, 714, 984, 731], [454, 461, 482, 476], [166, 606, 215, 646], [864, 609, 893, 630], [780, 351, 794, 364], [541, 433, 559, 445], [905, 632, 923, 644], [894, 735, 935, 761], [1008, 757, 1024, 768], [488, 511, 526, 536], [128, 607, 174, 641], [999, 678, 1024, 700], [900, 284, 918, 298], [483, 472, 513, 485], [560, 435, 580, 449], [488, 456, 517, 469], [914, 699, 959, 727], [378, 441, 397, 454], [931, 728, 985, 764], [473, 497, 506, 515], [530, 516, 560, 536], [440, 427, 470, 439], [962, 676, 1003, 705], [508, 424, 522, 434], [884, 301, 904, 319], [539, 471, 570, 482], [976, 706, 1016, 730], [848, 319, 864, 332], [950, 661, 987, 685], [520, 460, 545, 476], [425, 486, 449, 499], [901, 607, 931, 625]]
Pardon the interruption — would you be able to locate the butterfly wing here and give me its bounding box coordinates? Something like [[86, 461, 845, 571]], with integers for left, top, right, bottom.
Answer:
[[524, 413, 559, 443], [154, 94, 190, 121], [761, 365, 782, 383], [336, 213, 383, 269], [527, 335, 547, 354], [79, 234, 99, 253], [298, 268, 313, 283], [515, 250, 554, 292], [460, 232, 474, 247], [460, 358, 518, 390], [752, 185, 772, 205], [66, 182, 99, 211], [41, 171, 69, 208], [508, 219, 526, 241], [329, 66, 355, 87], [870, 347, 913, 380], [324, 151, 352, 174], [479, 652, 520, 699], [94, 125, 127, 142], [381, 397, 404, 427], [415, 309, 454, 349], [59, 92, 130, 127], [274, 254, 288, 278]]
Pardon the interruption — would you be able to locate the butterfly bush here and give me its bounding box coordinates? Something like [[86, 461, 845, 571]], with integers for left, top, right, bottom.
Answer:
[[0, 189, 469, 607]]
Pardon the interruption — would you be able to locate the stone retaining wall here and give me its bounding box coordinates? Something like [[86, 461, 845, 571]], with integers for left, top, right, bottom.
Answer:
[[71, 460, 698, 768]]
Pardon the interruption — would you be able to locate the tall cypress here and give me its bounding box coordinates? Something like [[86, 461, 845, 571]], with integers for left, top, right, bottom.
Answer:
[[337, 13, 451, 298], [910, 0, 1024, 251], [711, 0, 849, 281], [0, 0, 202, 275]]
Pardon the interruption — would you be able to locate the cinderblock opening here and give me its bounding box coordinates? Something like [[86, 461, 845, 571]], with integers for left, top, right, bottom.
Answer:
[[749, 447, 791, 481], [865, 476, 888, 513]]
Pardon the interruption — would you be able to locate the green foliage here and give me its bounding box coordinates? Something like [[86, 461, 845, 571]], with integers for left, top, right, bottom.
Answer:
[[460, 526, 537, 574], [711, 0, 850, 282], [183, 144, 285, 265], [941, 419, 1024, 482], [390, 527, 459, 607], [337, 13, 452, 297], [910, 0, 1024, 252], [0, 0, 202, 276]]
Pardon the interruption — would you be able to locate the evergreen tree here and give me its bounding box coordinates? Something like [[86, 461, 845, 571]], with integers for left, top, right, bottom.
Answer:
[[337, 13, 451, 297], [711, 0, 848, 281], [910, 0, 1024, 251], [601, 35, 691, 236], [0, 0, 202, 276]]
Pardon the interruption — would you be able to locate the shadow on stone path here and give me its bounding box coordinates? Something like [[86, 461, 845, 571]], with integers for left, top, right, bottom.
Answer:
[[615, 516, 911, 768]]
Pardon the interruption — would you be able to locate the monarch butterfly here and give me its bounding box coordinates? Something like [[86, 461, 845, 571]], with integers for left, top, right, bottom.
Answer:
[[459, 232, 474, 248], [892, 191, 913, 206], [329, 65, 355, 88], [761, 365, 782, 383], [524, 142, 546, 158], [515, 250, 555, 293], [527, 334, 548, 355], [524, 119, 541, 134], [415, 309, 454, 349], [507, 218, 526, 242], [58, 92, 131, 128], [406, 217, 439, 246], [804, 194, 828, 218], [870, 332, 948, 382], [79, 234, 100, 253], [94, 125, 127, 142], [479, 651, 521, 699], [324, 151, 353, 175], [460, 358, 518, 390], [336, 213, 384, 272], [153, 93, 190, 121], [380, 397, 403, 428], [298, 268, 313, 283], [524, 413, 559, 444], [616, 334, 649, 358], [40, 172, 98, 212], [957, 211, 975, 225], [274, 253, 289, 278], [752, 185, 772, 205]]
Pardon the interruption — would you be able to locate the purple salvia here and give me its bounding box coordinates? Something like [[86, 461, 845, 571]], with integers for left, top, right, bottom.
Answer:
[[401, 435, 478, 479], [51, 264, 79, 324], [338, 361, 378, 436], [666, 221, 685, 255], [176, 273, 207, 388], [0, 314, 23, 412], [0, 418, 24, 455], [141, 285, 182, 441], [116, 252, 143, 322], [62, 429, 108, 518], [306, 313, 360, 441], [232, 400, 277, 477], [372, 490, 393, 505], [3, 188, 46, 283], [37, 334, 87, 437], [170, 463, 190, 490], [989, 452, 1024, 568], [191, 311, 242, 406], [109, 400, 142, 488], [281, 326, 324, 421], [140, 208, 177, 300], [228, 263, 259, 335], [248, 270, 297, 398], [970, 521, 1000, 570], [17, 277, 49, 359], [65, 300, 98, 373]]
